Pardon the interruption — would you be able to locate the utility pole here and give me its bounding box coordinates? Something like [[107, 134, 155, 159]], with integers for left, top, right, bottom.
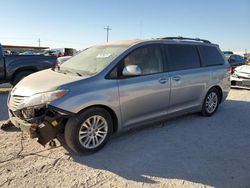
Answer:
[[104, 25, 112, 43], [38, 38, 41, 47]]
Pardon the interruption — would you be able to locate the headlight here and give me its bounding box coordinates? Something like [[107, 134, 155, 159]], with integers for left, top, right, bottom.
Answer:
[[232, 70, 238, 78], [19, 90, 68, 109], [232, 73, 238, 78]]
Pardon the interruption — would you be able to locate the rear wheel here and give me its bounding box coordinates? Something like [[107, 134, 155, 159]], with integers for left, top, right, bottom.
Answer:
[[201, 88, 220, 116], [64, 107, 113, 154]]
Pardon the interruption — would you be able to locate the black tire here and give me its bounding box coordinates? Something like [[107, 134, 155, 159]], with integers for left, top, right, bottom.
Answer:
[[201, 88, 220, 117], [11, 71, 34, 86], [64, 107, 113, 154]]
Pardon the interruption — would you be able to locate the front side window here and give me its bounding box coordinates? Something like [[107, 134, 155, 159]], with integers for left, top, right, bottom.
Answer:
[[59, 45, 129, 76], [167, 44, 201, 71], [120, 45, 164, 76]]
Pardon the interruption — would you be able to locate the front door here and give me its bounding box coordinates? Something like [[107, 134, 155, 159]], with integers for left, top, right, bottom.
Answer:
[[117, 44, 170, 127]]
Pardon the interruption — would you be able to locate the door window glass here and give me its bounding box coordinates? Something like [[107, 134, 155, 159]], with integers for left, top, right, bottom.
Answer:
[[122, 45, 164, 76], [167, 44, 201, 71], [200, 46, 225, 66]]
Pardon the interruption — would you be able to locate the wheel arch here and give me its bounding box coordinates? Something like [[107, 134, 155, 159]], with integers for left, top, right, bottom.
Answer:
[[11, 67, 37, 82], [77, 104, 119, 133]]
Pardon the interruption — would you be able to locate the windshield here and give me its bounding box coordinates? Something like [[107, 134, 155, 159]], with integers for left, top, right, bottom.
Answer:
[[59, 45, 128, 76]]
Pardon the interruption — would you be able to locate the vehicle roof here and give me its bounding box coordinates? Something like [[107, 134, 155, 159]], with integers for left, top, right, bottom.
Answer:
[[100, 38, 218, 48], [97, 39, 142, 47]]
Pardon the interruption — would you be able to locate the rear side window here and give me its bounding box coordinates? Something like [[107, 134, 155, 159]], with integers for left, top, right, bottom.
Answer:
[[167, 44, 201, 71], [200, 46, 225, 66]]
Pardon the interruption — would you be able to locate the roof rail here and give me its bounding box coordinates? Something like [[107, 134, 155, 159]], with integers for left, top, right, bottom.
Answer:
[[161, 37, 211, 44]]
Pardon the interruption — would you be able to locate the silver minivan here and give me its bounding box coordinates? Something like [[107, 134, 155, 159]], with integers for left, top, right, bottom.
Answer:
[[8, 37, 231, 154]]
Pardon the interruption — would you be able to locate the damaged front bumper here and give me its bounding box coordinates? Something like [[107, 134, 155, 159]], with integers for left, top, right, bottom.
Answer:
[[9, 105, 74, 145], [231, 73, 250, 88]]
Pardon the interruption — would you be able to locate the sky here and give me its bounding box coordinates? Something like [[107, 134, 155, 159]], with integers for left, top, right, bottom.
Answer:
[[0, 0, 249, 52]]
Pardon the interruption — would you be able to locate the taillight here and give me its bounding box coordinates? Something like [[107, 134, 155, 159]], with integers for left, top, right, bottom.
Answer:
[[227, 66, 232, 74]]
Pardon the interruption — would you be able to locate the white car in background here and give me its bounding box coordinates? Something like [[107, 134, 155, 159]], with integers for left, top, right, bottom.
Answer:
[[231, 65, 250, 88], [57, 56, 72, 65]]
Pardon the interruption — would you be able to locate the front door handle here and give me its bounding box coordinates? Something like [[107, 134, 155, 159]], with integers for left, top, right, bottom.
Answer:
[[172, 76, 181, 82], [159, 77, 168, 84]]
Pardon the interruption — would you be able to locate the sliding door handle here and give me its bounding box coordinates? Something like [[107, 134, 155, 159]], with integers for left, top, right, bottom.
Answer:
[[159, 77, 168, 84], [172, 76, 181, 82]]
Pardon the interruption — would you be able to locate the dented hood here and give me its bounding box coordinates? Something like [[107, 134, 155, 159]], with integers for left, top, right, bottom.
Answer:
[[235, 65, 250, 74], [11, 69, 84, 96]]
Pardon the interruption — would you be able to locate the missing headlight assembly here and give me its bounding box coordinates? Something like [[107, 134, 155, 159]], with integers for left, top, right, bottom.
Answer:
[[8, 95, 72, 146], [8, 89, 69, 141]]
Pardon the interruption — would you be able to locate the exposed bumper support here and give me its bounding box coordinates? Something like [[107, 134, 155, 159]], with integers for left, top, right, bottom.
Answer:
[[9, 105, 74, 145]]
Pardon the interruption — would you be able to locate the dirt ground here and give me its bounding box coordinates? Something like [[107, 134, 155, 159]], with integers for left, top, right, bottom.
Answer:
[[0, 88, 250, 188]]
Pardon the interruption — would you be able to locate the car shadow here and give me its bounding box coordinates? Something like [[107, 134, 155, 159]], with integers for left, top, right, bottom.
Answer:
[[69, 99, 250, 187]]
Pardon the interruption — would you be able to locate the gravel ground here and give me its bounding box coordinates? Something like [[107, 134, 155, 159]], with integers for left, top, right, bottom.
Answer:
[[0, 89, 250, 188]]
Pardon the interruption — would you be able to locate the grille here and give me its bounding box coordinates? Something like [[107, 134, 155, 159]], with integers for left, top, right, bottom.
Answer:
[[9, 95, 27, 110]]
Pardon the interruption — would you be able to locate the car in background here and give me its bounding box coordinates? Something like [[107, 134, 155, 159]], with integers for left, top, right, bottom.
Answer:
[[42, 48, 76, 57], [223, 51, 234, 56], [226, 54, 247, 71], [0, 43, 57, 85], [20, 51, 34, 55], [57, 56, 72, 65], [231, 65, 250, 87], [4, 50, 12, 55]]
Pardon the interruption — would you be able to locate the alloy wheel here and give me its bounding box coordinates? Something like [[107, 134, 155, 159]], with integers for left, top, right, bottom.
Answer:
[[78, 115, 108, 149], [205, 92, 218, 114]]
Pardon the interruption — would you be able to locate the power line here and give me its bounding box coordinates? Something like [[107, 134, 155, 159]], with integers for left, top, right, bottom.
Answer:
[[104, 25, 112, 43]]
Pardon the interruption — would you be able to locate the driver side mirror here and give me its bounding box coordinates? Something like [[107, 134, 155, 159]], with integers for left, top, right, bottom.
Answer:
[[122, 65, 142, 77]]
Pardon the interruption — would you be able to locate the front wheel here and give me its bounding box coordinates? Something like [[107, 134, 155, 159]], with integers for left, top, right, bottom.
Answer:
[[64, 107, 113, 154], [201, 88, 220, 116]]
